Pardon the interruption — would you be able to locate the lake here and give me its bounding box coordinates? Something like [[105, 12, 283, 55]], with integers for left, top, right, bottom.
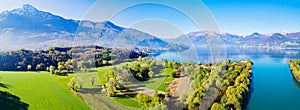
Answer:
[[150, 48, 300, 110]]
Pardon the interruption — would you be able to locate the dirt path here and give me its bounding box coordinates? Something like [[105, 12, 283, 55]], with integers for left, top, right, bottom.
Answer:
[[127, 85, 165, 97], [173, 76, 189, 97], [76, 73, 126, 110], [81, 91, 115, 110], [127, 76, 190, 109], [166, 76, 190, 110]]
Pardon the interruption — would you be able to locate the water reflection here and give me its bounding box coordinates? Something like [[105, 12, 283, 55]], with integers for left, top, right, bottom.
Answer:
[[152, 48, 300, 63], [292, 77, 300, 90]]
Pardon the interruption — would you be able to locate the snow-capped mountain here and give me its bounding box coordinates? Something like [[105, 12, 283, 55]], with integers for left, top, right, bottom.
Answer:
[[0, 4, 180, 50], [172, 31, 300, 48], [0, 4, 298, 50]]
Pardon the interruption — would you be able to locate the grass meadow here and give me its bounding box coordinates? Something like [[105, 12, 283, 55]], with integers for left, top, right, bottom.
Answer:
[[0, 71, 90, 110], [0, 61, 176, 110]]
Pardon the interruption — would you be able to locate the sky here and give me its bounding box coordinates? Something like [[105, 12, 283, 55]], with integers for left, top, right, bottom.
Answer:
[[0, 0, 300, 37]]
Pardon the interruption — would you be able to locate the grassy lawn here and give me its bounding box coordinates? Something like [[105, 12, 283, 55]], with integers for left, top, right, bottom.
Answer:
[[157, 77, 174, 91], [93, 61, 177, 108], [163, 68, 176, 77], [112, 97, 142, 108], [96, 61, 139, 85], [135, 77, 166, 90], [0, 71, 90, 110], [96, 66, 112, 85], [74, 72, 101, 88], [96, 62, 176, 91], [94, 61, 146, 109], [51, 73, 74, 88], [135, 68, 175, 91], [72, 71, 139, 110]]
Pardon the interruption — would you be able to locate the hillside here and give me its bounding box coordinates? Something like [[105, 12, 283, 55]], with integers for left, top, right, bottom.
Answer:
[[0, 4, 185, 51]]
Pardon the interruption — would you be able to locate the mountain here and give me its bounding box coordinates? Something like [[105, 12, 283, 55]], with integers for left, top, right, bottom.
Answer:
[[1, 4, 298, 51], [0, 4, 184, 50], [172, 31, 300, 49]]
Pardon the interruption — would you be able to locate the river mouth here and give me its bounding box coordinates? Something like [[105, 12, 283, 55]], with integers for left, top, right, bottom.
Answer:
[[152, 48, 300, 110]]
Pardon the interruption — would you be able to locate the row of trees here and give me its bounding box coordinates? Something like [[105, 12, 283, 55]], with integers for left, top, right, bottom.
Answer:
[[0, 46, 147, 73], [177, 59, 253, 110], [211, 60, 252, 110], [288, 59, 300, 82]]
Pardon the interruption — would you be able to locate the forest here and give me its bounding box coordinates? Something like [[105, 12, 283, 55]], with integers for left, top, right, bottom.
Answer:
[[0, 46, 147, 73], [288, 59, 300, 82]]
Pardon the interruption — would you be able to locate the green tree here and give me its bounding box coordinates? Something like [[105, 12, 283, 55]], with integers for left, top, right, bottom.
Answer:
[[90, 76, 95, 86], [68, 78, 80, 92], [138, 56, 142, 61], [58, 64, 64, 72], [151, 91, 160, 106], [105, 82, 116, 96], [49, 66, 55, 74], [27, 65, 32, 71], [36, 64, 41, 71]]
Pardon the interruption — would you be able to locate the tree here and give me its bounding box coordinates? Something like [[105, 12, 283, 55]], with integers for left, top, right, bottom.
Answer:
[[138, 56, 142, 61], [150, 103, 167, 110], [211, 103, 222, 110], [105, 82, 116, 96], [148, 71, 154, 78], [36, 64, 41, 71], [68, 77, 80, 92], [151, 91, 160, 106], [27, 65, 32, 71], [116, 68, 131, 84], [162, 59, 168, 67], [65, 60, 73, 72], [136, 93, 152, 108], [102, 60, 107, 65], [49, 66, 55, 74], [91, 76, 95, 86], [46, 67, 50, 71], [58, 64, 64, 72]]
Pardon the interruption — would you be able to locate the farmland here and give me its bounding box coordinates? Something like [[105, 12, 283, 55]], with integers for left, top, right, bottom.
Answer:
[[0, 72, 90, 110]]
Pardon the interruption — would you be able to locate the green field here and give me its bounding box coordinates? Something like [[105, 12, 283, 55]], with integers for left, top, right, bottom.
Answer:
[[0, 61, 176, 110], [96, 63, 175, 91], [133, 68, 175, 91], [0, 71, 90, 110], [92, 62, 176, 108], [73, 71, 141, 110], [112, 97, 142, 108]]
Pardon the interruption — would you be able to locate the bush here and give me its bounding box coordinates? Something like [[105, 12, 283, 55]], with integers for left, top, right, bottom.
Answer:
[[68, 78, 80, 92]]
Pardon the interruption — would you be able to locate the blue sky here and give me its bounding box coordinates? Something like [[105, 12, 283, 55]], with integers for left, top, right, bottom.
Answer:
[[0, 0, 300, 37], [203, 0, 300, 35], [0, 0, 96, 19]]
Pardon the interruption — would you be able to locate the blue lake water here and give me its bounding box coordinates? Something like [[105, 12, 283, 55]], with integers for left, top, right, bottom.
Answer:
[[247, 57, 300, 110], [151, 48, 300, 110]]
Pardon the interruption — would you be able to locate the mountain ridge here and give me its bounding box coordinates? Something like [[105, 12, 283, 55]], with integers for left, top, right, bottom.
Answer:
[[0, 4, 186, 51], [0, 4, 299, 50], [172, 31, 300, 48]]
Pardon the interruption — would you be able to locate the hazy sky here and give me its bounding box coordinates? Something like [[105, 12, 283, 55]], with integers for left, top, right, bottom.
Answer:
[[0, 0, 300, 37]]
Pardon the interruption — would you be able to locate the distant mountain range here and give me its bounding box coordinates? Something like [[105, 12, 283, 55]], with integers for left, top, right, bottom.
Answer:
[[0, 4, 184, 50], [0, 4, 299, 50], [172, 31, 300, 49]]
